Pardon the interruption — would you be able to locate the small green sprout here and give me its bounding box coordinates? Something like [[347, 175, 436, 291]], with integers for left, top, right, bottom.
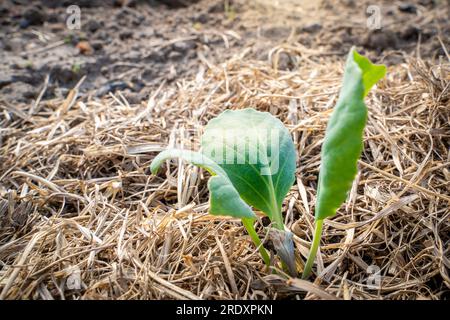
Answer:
[[64, 35, 73, 44], [224, 0, 236, 21], [24, 60, 34, 69], [151, 108, 296, 272], [302, 49, 386, 279], [71, 63, 81, 74]]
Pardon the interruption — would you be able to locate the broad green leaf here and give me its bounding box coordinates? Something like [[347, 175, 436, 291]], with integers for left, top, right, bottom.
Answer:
[[201, 108, 296, 224], [315, 49, 386, 220], [150, 149, 256, 219]]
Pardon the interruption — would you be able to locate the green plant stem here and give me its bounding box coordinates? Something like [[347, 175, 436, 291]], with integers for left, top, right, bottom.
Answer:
[[302, 219, 324, 279], [270, 203, 284, 230], [272, 211, 284, 230], [242, 218, 270, 266]]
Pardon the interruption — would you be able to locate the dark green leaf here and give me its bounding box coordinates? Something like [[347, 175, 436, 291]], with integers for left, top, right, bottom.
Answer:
[[201, 108, 296, 223]]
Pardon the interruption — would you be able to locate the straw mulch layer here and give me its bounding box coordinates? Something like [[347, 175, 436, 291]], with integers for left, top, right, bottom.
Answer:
[[0, 44, 449, 300]]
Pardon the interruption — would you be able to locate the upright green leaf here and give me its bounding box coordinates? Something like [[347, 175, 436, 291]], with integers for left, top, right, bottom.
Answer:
[[201, 108, 296, 226], [150, 149, 256, 219], [352, 50, 387, 97], [315, 49, 386, 220]]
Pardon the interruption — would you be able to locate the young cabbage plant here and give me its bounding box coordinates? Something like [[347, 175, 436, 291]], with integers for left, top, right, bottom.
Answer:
[[150, 48, 385, 279], [150, 108, 297, 271], [301, 49, 386, 279]]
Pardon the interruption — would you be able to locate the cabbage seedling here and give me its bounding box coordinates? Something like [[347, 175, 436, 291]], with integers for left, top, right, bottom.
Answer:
[[150, 108, 296, 270], [150, 48, 385, 279], [301, 49, 386, 278]]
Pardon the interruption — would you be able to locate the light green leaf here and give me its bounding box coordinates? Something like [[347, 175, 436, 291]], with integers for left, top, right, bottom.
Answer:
[[352, 50, 387, 97], [201, 108, 296, 226], [315, 49, 386, 220], [150, 149, 256, 219]]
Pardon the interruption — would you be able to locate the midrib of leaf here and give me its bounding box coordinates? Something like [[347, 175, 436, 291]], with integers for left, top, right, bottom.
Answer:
[[268, 173, 282, 228]]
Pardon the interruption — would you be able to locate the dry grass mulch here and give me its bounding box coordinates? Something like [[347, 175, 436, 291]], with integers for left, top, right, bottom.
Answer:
[[0, 43, 449, 299]]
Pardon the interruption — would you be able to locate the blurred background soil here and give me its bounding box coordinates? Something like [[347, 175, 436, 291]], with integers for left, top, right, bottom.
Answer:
[[0, 0, 448, 104]]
